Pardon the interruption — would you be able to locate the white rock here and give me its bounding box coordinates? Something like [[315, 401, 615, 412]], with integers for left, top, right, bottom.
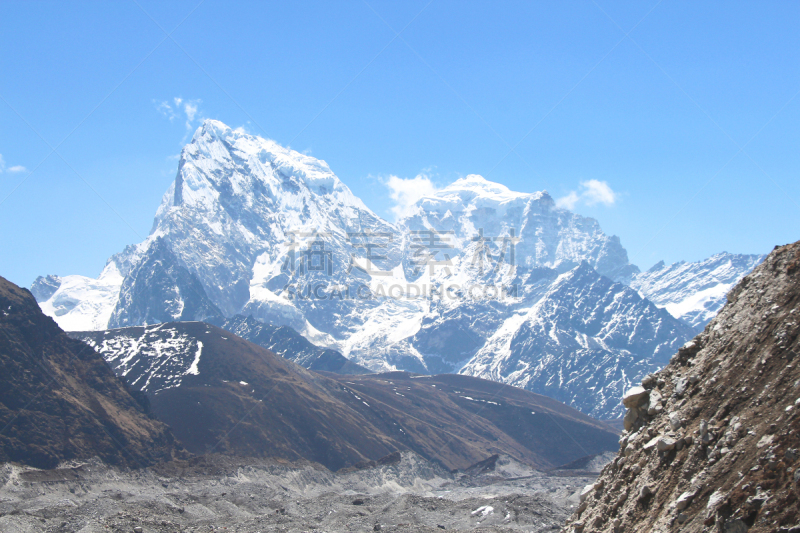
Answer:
[[647, 389, 663, 415], [623, 386, 649, 408], [676, 490, 695, 510], [669, 412, 682, 431], [674, 377, 688, 397], [623, 408, 640, 432], [643, 437, 661, 450], [707, 489, 725, 510], [657, 437, 677, 452], [757, 435, 774, 448]]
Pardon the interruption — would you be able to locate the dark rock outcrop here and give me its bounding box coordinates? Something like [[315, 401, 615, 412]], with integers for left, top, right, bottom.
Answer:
[[108, 237, 221, 328]]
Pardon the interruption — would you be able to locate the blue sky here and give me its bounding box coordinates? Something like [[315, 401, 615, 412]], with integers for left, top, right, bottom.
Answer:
[[1, 0, 798, 287]]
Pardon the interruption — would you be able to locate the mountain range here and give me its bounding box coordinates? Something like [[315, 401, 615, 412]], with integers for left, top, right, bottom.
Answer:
[[1, 275, 619, 472], [31, 119, 764, 419]]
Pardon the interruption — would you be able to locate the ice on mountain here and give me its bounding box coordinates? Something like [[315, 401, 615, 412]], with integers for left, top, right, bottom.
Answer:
[[187, 341, 203, 376]]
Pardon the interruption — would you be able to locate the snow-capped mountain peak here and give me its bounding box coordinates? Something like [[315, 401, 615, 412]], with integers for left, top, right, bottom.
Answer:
[[156, 119, 372, 233], [406, 174, 551, 216], [439, 174, 540, 201], [399, 174, 635, 282]]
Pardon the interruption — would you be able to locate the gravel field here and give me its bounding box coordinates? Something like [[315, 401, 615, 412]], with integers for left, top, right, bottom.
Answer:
[[0, 452, 603, 533]]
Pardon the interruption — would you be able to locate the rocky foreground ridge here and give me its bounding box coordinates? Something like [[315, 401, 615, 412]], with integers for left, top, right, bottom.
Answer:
[[562, 241, 800, 532]]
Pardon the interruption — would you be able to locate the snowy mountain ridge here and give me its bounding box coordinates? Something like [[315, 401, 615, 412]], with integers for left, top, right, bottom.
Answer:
[[32, 119, 763, 419], [77, 323, 205, 394], [629, 252, 766, 329], [460, 262, 695, 418]]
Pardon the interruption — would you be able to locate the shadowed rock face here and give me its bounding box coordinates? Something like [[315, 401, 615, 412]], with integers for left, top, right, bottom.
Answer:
[[108, 237, 222, 328], [563, 241, 800, 533], [0, 276, 181, 470], [72, 321, 620, 471]]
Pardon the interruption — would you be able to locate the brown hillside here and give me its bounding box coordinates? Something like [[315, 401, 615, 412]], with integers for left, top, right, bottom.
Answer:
[[563, 242, 800, 533], [0, 276, 181, 469], [79, 321, 620, 471]]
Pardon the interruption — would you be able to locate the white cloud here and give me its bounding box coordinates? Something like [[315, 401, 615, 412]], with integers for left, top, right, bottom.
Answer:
[[385, 173, 440, 220], [556, 179, 617, 210], [155, 100, 176, 121], [555, 190, 580, 210], [0, 155, 26, 174], [183, 101, 198, 129], [581, 179, 616, 206], [155, 97, 204, 137]]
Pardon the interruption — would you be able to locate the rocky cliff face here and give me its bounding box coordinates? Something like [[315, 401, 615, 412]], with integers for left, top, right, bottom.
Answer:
[[108, 237, 222, 328], [461, 262, 696, 419], [562, 242, 800, 533], [0, 276, 181, 469]]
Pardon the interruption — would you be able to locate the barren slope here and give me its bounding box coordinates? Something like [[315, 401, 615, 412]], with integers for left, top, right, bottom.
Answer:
[[0, 276, 181, 469], [562, 241, 800, 533], [74, 322, 619, 471]]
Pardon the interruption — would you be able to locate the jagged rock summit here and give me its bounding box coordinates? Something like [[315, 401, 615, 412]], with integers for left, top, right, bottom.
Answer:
[[400, 173, 639, 281], [562, 241, 800, 533], [630, 252, 766, 330], [461, 261, 696, 418]]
